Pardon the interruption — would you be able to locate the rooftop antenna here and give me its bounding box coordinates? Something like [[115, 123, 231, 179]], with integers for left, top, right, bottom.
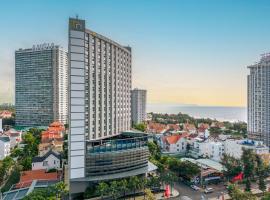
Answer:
[[76, 14, 79, 19]]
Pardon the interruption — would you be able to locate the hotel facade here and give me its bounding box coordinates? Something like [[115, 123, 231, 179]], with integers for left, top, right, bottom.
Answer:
[[15, 44, 68, 127], [68, 18, 152, 195], [247, 53, 270, 146]]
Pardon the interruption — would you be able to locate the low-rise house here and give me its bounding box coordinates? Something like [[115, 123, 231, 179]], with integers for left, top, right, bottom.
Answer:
[[4, 129, 22, 148], [224, 139, 269, 159], [0, 110, 13, 118], [190, 138, 224, 161], [38, 140, 63, 156], [41, 121, 65, 143], [147, 122, 167, 134], [32, 150, 61, 171], [163, 133, 188, 153], [0, 136, 10, 160], [183, 123, 197, 134]]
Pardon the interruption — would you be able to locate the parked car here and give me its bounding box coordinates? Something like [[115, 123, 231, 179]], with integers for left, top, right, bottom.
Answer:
[[190, 185, 200, 191], [204, 187, 214, 194]]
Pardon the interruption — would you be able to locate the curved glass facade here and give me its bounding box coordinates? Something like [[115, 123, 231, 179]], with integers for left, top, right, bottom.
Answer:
[[85, 133, 149, 176]]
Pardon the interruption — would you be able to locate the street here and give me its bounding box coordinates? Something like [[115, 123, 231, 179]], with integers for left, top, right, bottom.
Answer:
[[171, 182, 228, 200]]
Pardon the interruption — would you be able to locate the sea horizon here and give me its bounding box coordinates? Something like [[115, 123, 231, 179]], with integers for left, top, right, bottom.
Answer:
[[147, 104, 247, 122]]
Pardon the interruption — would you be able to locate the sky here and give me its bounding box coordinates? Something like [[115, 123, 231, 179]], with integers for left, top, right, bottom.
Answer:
[[1, 0, 270, 107]]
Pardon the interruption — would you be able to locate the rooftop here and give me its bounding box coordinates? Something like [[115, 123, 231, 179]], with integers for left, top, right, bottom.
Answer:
[[32, 150, 61, 163], [16, 169, 58, 189]]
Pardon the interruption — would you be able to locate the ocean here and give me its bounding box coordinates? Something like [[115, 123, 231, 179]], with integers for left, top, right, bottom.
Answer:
[[147, 104, 247, 122]]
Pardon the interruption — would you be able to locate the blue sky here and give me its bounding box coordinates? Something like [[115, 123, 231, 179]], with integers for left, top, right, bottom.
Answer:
[[1, 0, 270, 106]]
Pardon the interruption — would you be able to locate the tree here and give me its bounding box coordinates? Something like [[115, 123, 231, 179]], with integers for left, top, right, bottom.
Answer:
[[160, 171, 177, 194], [227, 184, 256, 200], [97, 182, 109, 200], [256, 155, 266, 194], [21, 157, 32, 171], [144, 188, 156, 200], [109, 181, 120, 200], [262, 192, 270, 200], [177, 161, 200, 178], [148, 176, 160, 189], [241, 148, 256, 191], [118, 179, 128, 199], [133, 123, 147, 132], [221, 154, 242, 180], [128, 176, 141, 200], [148, 141, 161, 160], [53, 182, 68, 199]]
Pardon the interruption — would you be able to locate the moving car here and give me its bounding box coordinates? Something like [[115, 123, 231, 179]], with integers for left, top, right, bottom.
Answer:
[[204, 187, 214, 194], [190, 185, 200, 191]]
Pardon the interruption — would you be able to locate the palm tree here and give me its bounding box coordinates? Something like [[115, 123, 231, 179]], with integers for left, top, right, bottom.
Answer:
[[160, 171, 177, 195], [141, 177, 148, 200], [118, 179, 128, 199], [54, 182, 68, 199], [97, 182, 109, 200], [110, 181, 120, 200], [128, 176, 140, 200]]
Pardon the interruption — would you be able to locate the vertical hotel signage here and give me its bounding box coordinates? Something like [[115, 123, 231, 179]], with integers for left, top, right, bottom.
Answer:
[[69, 18, 86, 179]]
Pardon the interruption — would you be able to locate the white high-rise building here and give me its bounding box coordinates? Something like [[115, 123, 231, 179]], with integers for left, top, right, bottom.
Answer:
[[69, 18, 132, 180], [15, 44, 68, 126], [131, 89, 147, 124], [248, 53, 270, 146]]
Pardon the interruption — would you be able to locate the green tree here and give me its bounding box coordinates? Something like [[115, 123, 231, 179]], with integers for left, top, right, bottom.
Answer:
[[148, 141, 161, 160], [144, 188, 156, 200], [97, 182, 109, 200], [21, 157, 32, 170], [177, 161, 200, 178], [256, 155, 266, 194], [128, 176, 141, 200], [118, 179, 128, 199], [53, 182, 68, 199], [262, 192, 270, 200], [110, 181, 120, 200], [133, 123, 147, 132], [221, 154, 242, 180], [241, 148, 256, 191], [227, 184, 256, 200]]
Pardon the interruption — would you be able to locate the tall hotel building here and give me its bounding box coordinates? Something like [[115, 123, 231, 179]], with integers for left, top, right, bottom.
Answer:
[[15, 44, 68, 127], [131, 88, 147, 124], [248, 53, 270, 146], [69, 18, 152, 195]]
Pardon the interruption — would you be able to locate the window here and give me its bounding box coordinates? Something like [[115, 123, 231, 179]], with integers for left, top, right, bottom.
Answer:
[[43, 161, 48, 166]]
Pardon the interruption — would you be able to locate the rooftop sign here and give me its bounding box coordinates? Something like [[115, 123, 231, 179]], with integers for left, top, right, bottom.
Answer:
[[32, 43, 55, 51]]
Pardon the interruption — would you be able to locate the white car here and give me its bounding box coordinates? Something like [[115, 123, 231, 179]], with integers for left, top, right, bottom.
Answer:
[[190, 185, 200, 191], [204, 187, 214, 194]]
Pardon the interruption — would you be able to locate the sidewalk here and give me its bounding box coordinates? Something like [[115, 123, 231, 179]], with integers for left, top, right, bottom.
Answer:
[[125, 188, 179, 200]]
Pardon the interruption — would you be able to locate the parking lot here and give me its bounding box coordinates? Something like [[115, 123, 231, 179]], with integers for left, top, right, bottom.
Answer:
[[171, 182, 228, 200]]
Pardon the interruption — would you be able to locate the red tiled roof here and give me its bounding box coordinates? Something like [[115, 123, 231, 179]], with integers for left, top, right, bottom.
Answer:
[[165, 133, 188, 144], [15, 169, 58, 188]]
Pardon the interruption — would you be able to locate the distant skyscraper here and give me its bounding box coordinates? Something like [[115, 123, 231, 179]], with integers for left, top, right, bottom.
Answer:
[[15, 44, 68, 127], [248, 53, 270, 146], [131, 88, 147, 124], [69, 18, 153, 195]]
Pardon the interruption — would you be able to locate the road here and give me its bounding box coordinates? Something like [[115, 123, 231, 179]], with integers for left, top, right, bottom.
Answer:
[[170, 182, 228, 200]]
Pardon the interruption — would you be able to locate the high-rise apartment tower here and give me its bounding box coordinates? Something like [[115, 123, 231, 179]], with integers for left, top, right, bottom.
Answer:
[[15, 44, 68, 127], [248, 53, 270, 146], [131, 88, 147, 124]]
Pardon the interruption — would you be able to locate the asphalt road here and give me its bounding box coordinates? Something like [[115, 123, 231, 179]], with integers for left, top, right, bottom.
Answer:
[[170, 182, 228, 200]]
